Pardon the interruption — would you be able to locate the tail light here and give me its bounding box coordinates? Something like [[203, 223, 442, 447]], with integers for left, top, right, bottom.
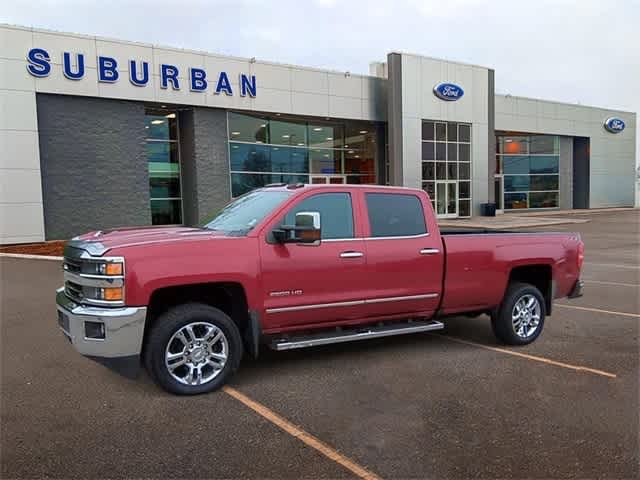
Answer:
[[577, 241, 585, 271]]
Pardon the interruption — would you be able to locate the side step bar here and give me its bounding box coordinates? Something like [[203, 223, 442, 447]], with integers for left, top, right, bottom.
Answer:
[[270, 319, 444, 351]]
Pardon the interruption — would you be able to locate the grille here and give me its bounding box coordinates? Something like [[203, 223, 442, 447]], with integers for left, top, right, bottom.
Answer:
[[63, 257, 82, 274]]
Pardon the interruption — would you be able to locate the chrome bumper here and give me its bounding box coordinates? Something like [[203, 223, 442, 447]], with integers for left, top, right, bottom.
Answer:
[[568, 279, 584, 299], [56, 287, 146, 359]]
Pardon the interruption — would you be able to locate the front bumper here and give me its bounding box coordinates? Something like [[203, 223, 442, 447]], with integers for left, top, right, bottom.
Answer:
[[56, 288, 146, 373], [568, 279, 584, 299]]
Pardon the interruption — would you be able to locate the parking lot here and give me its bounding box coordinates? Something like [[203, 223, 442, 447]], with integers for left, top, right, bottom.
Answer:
[[1, 210, 638, 479]]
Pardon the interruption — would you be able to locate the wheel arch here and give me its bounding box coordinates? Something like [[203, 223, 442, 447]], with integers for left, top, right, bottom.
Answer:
[[507, 264, 553, 315], [143, 282, 256, 359]]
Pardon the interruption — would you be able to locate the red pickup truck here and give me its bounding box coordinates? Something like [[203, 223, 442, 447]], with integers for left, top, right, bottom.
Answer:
[[56, 184, 584, 394]]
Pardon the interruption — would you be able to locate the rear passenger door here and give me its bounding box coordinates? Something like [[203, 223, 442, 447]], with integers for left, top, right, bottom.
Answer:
[[362, 192, 444, 318]]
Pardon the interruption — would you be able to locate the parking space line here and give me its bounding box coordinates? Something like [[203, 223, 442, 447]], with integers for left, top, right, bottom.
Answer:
[[585, 262, 640, 270], [555, 303, 639, 318], [223, 386, 382, 480], [583, 279, 639, 288], [435, 335, 617, 379]]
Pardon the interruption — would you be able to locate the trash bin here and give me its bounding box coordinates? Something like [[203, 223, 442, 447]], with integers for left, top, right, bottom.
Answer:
[[480, 203, 497, 217]]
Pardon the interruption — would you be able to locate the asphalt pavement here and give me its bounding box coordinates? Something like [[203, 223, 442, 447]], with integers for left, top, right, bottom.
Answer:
[[1, 210, 638, 479]]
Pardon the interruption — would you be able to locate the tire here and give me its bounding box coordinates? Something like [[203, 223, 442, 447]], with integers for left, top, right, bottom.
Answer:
[[491, 282, 546, 346], [145, 303, 243, 395]]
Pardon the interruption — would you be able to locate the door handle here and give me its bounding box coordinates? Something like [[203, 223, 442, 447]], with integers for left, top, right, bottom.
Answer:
[[419, 248, 440, 255], [340, 251, 364, 258]]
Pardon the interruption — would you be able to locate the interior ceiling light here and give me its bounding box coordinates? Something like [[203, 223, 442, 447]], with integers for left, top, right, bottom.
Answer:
[[297, 142, 304, 146], [282, 134, 290, 138], [348, 150, 354, 154], [165, 113, 176, 119], [231, 131, 240, 135], [260, 123, 266, 127], [313, 127, 323, 131], [359, 130, 368, 134], [151, 120, 164, 125], [326, 137, 333, 141]]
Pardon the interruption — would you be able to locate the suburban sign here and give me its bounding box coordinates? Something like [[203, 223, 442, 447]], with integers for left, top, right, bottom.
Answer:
[[433, 82, 464, 101], [25, 47, 257, 97], [603, 117, 625, 134]]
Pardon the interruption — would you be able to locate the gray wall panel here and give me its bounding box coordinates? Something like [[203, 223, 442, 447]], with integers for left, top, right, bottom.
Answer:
[[36, 93, 149, 240], [190, 108, 230, 224]]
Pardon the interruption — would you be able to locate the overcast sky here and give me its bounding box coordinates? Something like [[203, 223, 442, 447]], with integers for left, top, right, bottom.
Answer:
[[3, 0, 639, 165]]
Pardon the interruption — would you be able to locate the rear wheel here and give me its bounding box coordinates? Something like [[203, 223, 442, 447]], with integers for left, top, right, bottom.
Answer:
[[491, 282, 545, 345], [145, 303, 243, 395]]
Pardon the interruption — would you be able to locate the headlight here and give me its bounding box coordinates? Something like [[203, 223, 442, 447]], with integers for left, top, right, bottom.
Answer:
[[63, 255, 125, 306]]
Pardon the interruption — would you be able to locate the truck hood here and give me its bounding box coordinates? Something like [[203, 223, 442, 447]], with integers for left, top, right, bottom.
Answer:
[[72, 226, 231, 255]]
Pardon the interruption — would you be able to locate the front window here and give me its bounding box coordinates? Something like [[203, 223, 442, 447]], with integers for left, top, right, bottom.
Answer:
[[282, 193, 354, 240], [228, 112, 378, 197], [202, 190, 292, 236], [145, 109, 183, 224], [496, 134, 560, 209]]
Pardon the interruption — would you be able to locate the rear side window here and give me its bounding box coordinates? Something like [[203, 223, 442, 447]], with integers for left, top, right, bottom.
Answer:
[[283, 193, 354, 239], [365, 193, 427, 238]]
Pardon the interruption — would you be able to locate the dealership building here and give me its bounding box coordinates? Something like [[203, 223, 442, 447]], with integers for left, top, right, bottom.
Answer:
[[1, 24, 637, 244]]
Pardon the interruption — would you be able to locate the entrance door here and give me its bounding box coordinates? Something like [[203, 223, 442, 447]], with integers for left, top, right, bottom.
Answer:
[[494, 174, 504, 213], [435, 181, 458, 218]]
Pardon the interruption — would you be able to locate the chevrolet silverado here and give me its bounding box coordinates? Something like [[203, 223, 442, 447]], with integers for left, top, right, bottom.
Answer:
[[56, 184, 584, 394]]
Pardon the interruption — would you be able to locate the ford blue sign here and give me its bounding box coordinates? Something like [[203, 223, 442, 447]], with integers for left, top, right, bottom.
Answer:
[[604, 117, 625, 134], [433, 83, 464, 101]]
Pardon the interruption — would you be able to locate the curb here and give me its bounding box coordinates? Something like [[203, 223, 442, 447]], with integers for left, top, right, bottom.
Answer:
[[0, 253, 63, 261]]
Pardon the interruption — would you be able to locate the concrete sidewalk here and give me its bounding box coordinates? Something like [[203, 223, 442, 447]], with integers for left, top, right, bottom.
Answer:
[[438, 214, 590, 229]]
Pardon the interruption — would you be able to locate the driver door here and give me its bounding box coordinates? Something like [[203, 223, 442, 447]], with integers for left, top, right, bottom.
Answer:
[[259, 191, 367, 331]]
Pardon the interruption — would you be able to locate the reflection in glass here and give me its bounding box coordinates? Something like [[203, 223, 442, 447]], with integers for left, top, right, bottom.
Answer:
[[459, 199, 470, 217], [436, 142, 446, 160], [458, 124, 471, 142], [459, 181, 470, 199], [270, 120, 307, 146], [447, 162, 457, 180], [530, 192, 559, 208], [231, 173, 309, 197], [436, 162, 446, 180], [422, 142, 435, 160], [228, 112, 268, 143], [422, 162, 435, 180], [422, 122, 434, 141], [436, 123, 447, 141], [151, 199, 182, 225], [145, 113, 177, 140], [504, 193, 528, 209], [459, 143, 470, 161]]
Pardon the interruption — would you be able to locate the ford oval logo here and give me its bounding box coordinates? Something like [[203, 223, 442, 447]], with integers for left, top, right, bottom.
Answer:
[[604, 117, 625, 133], [433, 83, 464, 101]]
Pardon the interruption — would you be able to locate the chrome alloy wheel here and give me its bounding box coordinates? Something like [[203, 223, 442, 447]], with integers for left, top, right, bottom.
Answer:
[[164, 322, 229, 386], [511, 294, 542, 339]]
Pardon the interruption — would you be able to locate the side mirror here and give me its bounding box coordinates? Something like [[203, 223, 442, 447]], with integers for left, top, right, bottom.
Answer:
[[272, 211, 321, 245], [294, 211, 321, 245]]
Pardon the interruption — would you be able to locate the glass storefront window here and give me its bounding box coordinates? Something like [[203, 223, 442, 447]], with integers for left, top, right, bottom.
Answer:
[[146, 109, 182, 225], [145, 114, 177, 140], [270, 119, 307, 146], [497, 133, 560, 210], [421, 120, 472, 217], [228, 112, 269, 143], [228, 113, 377, 197]]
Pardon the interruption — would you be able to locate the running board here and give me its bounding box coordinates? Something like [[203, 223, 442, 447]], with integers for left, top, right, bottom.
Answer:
[[270, 319, 444, 351]]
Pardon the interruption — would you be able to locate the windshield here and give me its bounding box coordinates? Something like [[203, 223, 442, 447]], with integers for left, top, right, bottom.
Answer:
[[202, 190, 292, 235]]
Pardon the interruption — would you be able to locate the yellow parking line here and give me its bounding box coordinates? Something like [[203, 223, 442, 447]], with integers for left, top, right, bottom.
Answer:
[[555, 303, 640, 318], [436, 334, 617, 379], [223, 386, 382, 480], [583, 279, 639, 288]]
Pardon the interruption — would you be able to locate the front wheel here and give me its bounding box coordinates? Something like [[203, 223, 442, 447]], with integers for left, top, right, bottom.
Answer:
[[491, 282, 545, 345], [145, 303, 243, 395]]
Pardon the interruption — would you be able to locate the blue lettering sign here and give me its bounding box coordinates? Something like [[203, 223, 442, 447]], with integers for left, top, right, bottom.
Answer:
[[160, 64, 180, 90], [62, 52, 85, 80], [215, 71, 233, 95], [604, 117, 625, 134], [129, 60, 149, 87], [25, 48, 258, 97], [26, 48, 51, 77], [190, 68, 207, 92], [433, 82, 464, 101], [240, 74, 256, 97], [98, 56, 119, 82]]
